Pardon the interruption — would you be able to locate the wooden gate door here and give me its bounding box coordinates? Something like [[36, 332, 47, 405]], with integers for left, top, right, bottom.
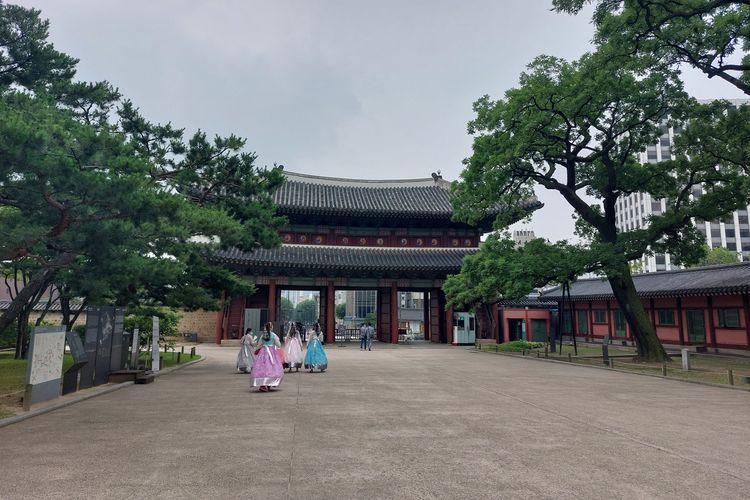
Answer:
[[531, 319, 547, 342], [686, 310, 706, 343]]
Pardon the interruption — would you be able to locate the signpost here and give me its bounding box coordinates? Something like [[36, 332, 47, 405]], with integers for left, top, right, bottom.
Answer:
[[24, 326, 66, 410], [62, 330, 88, 395], [130, 327, 140, 369], [151, 316, 160, 372]]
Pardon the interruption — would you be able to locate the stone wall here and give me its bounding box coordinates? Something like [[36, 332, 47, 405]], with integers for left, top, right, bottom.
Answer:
[[21, 309, 216, 343], [177, 309, 217, 343], [28, 311, 88, 328]]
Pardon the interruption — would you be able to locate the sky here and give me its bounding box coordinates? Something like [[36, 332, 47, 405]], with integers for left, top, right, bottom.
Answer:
[[18, 0, 748, 241]]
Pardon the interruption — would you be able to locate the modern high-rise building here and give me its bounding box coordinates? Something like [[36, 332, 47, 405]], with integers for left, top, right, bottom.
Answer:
[[615, 99, 750, 272], [344, 290, 377, 321]]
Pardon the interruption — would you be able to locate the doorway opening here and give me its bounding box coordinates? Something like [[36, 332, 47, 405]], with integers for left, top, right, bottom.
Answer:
[[335, 289, 377, 342], [397, 291, 427, 342]]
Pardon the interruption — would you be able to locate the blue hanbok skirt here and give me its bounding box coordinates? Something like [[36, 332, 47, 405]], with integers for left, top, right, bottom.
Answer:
[[304, 338, 328, 371]]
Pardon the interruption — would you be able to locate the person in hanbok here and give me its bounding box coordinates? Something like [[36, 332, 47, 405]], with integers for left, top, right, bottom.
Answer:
[[283, 323, 304, 372], [236, 328, 256, 373], [250, 322, 284, 392], [304, 323, 328, 372]]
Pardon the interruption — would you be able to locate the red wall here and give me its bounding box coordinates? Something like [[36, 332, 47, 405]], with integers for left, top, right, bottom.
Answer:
[[500, 293, 750, 351], [501, 308, 551, 343]]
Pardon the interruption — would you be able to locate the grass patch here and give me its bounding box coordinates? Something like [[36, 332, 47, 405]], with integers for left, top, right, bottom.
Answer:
[[479, 340, 544, 352], [477, 341, 750, 389], [137, 350, 201, 368], [0, 406, 16, 419], [0, 351, 75, 395]]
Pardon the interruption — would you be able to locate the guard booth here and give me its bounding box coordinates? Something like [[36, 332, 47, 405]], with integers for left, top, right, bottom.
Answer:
[[452, 312, 476, 345]]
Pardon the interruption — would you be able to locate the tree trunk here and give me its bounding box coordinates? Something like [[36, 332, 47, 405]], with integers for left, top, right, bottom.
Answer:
[[14, 309, 31, 359], [607, 263, 669, 362], [60, 296, 71, 327], [0, 252, 75, 336]]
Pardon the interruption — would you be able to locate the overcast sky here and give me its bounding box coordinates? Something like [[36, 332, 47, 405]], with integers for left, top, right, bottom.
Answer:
[[18, 0, 748, 241]]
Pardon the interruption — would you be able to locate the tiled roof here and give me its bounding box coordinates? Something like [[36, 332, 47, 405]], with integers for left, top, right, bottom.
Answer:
[[0, 300, 85, 312], [542, 262, 750, 300], [214, 244, 477, 277], [274, 171, 541, 227], [497, 296, 558, 308]]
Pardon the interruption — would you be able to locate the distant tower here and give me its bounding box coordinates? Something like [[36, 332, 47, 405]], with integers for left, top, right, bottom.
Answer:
[[512, 229, 536, 248]]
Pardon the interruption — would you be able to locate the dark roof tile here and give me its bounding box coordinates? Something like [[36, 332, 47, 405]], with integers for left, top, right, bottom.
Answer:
[[215, 244, 476, 276], [542, 262, 750, 300], [274, 172, 541, 227]]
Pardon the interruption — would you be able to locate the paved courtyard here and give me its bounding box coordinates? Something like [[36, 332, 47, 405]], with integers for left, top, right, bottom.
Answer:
[[1, 343, 748, 499]]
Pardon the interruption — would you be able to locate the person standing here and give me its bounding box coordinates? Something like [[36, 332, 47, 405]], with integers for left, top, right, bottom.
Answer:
[[304, 323, 328, 372], [283, 323, 304, 372], [366, 322, 375, 351], [359, 323, 368, 350], [249, 322, 284, 392], [236, 328, 256, 373]]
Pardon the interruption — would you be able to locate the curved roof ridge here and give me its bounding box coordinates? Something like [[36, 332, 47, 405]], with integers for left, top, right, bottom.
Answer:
[[251, 244, 476, 252], [283, 170, 449, 188], [565, 261, 750, 284]]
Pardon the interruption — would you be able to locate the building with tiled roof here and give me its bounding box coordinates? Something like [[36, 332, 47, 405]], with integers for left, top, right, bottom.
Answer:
[[214, 170, 541, 345], [536, 263, 750, 351]]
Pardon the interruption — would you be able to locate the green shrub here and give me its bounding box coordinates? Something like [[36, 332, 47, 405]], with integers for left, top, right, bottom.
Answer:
[[496, 340, 544, 352], [0, 321, 18, 349], [124, 307, 181, 349]]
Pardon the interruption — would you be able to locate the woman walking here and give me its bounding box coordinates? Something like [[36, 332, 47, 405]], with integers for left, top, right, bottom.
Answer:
[[304, 323, 328, 372], [283, 323, 304, 372], [249, 322, 284, 392], [237, 327, 256, 373]]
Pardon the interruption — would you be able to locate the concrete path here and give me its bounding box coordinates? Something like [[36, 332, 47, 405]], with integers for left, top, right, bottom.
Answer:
[[1, 344, 748, 499]]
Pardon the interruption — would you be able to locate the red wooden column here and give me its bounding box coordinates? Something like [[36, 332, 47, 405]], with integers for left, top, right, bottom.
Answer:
[[743, 293, 750, 349], [326, 281, 335, 344], [215, 291, 225, 344], [677, 297, 685, 345], [446, 307, 454, 344], [423, 292, 430, 340], [390, 282, 399, 344], [707, 296, 717, 348], [268, 281, 277, 324], [492, 303, 500, 342], [524, 307, 530, 342]]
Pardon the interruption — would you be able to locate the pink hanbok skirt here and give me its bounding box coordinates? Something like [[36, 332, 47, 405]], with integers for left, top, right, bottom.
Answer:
[[250, 345, 284, 387]]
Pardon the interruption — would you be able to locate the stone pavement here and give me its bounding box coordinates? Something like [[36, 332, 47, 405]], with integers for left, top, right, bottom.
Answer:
[[1, 343, 748, 499]]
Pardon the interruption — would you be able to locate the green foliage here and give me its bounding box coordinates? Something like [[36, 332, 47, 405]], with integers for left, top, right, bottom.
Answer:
[[0, 320, 18, 349], [0, 4, 284, 334], [335, 303, 346, 319], [451, 32, 750, 360], [295, 299, 318, 325], [365, 311, 376, 325], [124, 307, 181, 348], [0, 3, 77, 89], [553, 1, 750, 95], [695, 246, 740, 267], [494, 340, 545, 352], [445, 234, 593, 310], [279, 297, 295, 323]]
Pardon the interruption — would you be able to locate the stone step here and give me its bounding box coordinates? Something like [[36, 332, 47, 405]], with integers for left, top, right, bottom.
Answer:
[[108, 370, 147, 384], [135, 373, 156, 384]]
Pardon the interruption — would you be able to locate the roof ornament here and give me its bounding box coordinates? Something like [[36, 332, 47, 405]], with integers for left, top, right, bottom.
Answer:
[[431, 170, 442, 182]]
